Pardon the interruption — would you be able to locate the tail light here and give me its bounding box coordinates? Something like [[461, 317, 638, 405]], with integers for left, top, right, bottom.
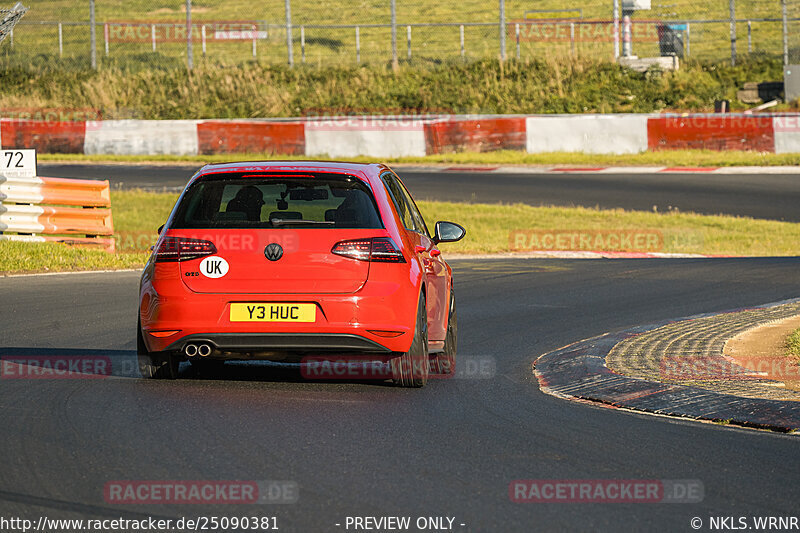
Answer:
[[332, 237, 406, 263], [154, 236, 217, 262]]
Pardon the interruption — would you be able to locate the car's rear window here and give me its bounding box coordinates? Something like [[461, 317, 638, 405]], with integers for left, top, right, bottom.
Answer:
[[170, 173, 384, 229]]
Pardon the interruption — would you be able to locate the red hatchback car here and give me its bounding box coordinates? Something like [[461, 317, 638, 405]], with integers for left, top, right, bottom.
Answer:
[[137, 161, 465, 387]]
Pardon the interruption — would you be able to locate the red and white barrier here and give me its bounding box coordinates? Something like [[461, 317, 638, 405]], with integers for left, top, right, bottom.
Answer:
[[527, 114, 650, 154], [4, 113, 800, 157], [85, 120, 200, 156], [197, 120, 305, 155], [305, 117, 427, 158], [646, 115, 775, 152], [424, 116, 526, 153], [772, 115, 800, 153]]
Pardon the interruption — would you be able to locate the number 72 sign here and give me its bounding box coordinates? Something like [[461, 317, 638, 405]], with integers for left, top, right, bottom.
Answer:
[[0, 149, 37, 179]]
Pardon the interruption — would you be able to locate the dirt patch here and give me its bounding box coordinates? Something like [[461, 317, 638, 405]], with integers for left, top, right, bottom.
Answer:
[[724, 314, 800, 391]]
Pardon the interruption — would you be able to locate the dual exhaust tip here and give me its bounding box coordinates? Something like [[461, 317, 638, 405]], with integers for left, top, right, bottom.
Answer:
[[184, 343, 212, 358]]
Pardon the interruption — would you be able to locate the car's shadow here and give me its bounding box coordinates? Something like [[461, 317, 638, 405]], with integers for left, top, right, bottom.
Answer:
[[0, 347, 397, 387]]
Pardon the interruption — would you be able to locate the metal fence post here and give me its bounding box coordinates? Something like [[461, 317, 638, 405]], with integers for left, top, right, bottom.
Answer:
[[301, 25, 305, 63], [686, 22, 690, 57], [570, 22, 575, 57], [58, 22, 63, 57], [499, 0, 506, 60], [460, 24, 465, 60], [90, 0, 97, 69], [782, 0, 789, 65], [355, 26, 360, 63], [103, 23, 109, 56], [622, 15, 632, 57], [747, 20, 751, 53], [201, 25, 206, 56], [186, 0, 193, 70], [285, 0, 293, 67], [252, 23, 257, 58], [729, 0, 736, 66], [406, 25, 411, 60], [391, 0, 398, 68], [151, 24, 156, 52], [613, 0, 619, 59], [515, 23, 520, 59]]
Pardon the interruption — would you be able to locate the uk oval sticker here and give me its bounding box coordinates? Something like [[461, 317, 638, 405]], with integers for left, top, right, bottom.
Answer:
[[199, 256, 229, 278]]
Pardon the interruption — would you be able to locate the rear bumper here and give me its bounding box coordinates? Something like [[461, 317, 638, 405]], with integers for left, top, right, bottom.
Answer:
[[165, 332, 392, 355], [139, 263, 421, 354]]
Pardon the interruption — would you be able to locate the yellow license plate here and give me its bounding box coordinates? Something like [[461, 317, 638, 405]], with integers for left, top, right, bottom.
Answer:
[[230, 303, 316, 322]]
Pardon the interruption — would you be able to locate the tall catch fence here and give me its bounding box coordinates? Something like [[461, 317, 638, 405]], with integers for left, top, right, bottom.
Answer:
[[1, 1, 799, 69]]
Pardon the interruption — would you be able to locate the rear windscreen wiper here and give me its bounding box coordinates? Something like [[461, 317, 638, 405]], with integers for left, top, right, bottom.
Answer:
[[270, 218, 335, 227]]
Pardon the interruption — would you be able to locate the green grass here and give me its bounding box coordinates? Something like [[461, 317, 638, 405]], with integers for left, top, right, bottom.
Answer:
[[421, 201, 800, 256], [21, 0, 780, 26], [0, 241, 147, 274], [0, 57, 792, 121], [3, 189, 800, 274], [38, 149, 800, 167], [786, 328, 800, 363]]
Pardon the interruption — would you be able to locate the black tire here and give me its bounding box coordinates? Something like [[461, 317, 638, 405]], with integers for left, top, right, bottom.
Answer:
[[391, 292, 429, 388], [137, 319, 179, 379], [431, 290, 457, 375]]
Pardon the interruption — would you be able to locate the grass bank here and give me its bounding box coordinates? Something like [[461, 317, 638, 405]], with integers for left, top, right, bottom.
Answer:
[[2, 189, 800, 274], [0, 57, 791, 120]]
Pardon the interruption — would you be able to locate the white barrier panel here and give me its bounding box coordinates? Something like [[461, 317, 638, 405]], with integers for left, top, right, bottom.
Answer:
[[526, 115, 649, 154], [0, 203, 46, 233], [84, 120, 200, 156], [0, 176, 44, 204], [305, 118, 426, 158], [0, 234, 46, 243], [773, 116, 800, 154]]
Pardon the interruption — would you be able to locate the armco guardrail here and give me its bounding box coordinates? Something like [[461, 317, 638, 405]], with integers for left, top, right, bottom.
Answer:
[[0, 176, 115, 252], [2, 114, 800, 157]]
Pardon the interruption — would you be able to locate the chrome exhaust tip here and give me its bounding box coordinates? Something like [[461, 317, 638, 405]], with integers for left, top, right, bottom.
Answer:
[[184, 343, 198, 357], [198, 344, 212, 357]]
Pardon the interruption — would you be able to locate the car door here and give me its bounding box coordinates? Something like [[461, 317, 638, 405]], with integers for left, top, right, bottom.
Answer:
[[380, 171, 448, 342]]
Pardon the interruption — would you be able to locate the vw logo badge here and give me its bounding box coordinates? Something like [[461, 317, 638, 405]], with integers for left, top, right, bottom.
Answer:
[[264, 243, 284, 261]]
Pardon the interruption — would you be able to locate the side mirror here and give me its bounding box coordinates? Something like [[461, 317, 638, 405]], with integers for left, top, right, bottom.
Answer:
[[157, 224, 165, 234], [433, 221, 466, 244]]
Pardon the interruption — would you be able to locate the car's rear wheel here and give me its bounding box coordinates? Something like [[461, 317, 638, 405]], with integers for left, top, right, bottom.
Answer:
[[391, 292, 429, 388], [137, 319, 179, 379], [431, 290, 457, 375]]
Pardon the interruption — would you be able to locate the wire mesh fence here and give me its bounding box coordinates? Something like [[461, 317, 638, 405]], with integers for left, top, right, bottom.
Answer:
[[0, 1, 798, 70]]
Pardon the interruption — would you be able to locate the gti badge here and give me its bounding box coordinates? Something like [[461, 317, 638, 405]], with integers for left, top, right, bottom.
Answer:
[[264, 243, 284, 261]]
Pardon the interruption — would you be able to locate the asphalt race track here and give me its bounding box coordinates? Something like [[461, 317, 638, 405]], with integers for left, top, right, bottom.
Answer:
[[41, 163, 800, 221], [2, 166, 799, 531], [3, 261, 800, 530]]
